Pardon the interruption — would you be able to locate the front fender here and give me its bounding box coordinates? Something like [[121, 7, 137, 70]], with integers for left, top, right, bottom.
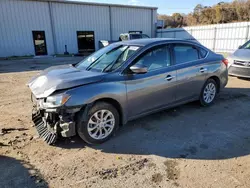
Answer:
[[64, 81, 127, 123]]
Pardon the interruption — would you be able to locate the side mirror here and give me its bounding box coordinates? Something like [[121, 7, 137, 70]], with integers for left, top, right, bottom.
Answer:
[[130, 64, 148, 74], [238, 45, 242, 49]]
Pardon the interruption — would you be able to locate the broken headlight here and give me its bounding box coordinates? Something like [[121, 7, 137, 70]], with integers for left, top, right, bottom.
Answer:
[[43, 94, 71, 108]]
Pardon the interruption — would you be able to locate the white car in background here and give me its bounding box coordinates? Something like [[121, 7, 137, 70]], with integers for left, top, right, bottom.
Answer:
[[228, 40, 250, 78]]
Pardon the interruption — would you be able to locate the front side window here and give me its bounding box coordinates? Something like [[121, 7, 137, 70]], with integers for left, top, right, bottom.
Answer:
[[174, 44, 199, 65], [133, 45, 171, 71], [76, 44, 140, 72]]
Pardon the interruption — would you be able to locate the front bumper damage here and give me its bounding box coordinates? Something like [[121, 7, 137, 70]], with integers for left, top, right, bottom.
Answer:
[[31, 99, 81, 145]]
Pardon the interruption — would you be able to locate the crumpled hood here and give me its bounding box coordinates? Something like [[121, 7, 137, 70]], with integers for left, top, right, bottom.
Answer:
[[229, 49, 250, 61], [27, 64, 105, 98]]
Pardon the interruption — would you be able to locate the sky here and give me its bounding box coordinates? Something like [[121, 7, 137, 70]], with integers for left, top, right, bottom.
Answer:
[[69, 0, 233, 15]]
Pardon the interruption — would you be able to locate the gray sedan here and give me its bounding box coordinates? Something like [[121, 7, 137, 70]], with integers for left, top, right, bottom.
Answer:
[[228, 40, 250, 78], [28, 39, 228, 145]]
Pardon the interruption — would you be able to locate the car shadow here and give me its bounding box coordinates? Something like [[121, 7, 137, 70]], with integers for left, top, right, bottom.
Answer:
[[0, 156, 48, 188], [56, 87, 250, 160], [237, 77, 250, 81]]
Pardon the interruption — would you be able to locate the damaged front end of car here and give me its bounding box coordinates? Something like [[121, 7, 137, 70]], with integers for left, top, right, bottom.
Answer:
[[31, 93, 81, 145], [27, 63, 106, 145]]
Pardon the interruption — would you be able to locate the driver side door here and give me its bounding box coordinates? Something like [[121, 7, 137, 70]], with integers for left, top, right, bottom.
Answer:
[[124, 44, 177, 119]]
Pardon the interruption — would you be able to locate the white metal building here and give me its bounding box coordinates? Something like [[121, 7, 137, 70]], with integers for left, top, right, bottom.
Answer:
[[0, 0, 157, 57]]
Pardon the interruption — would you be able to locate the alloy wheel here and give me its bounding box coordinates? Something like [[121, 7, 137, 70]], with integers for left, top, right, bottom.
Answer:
[[203, 83, 216, 103], [87, 110, 115, 140]]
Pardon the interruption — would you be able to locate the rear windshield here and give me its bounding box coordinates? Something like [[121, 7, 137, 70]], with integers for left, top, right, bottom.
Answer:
[[130, 34, 142, 40]]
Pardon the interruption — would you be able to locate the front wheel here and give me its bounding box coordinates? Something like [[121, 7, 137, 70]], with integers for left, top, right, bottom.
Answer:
[[77, 102, 119, 145], [200, 79, 218, 106]]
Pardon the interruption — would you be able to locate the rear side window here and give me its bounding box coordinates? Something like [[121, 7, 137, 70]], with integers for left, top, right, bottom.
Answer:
[[199, 48, 208, 58], [173, 44, 199, 65]]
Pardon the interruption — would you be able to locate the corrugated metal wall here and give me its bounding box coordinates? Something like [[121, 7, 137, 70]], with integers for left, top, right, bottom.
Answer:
[[157, 22, 250, 53], [152, 9, 157, 37], [0, 0, 54, 57], [110, 7, 153, 40], [0, 0, 157, 57], [51, 2, 110, 54]]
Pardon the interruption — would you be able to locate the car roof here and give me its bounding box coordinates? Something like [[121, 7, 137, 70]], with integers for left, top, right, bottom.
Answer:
[[117, 38, 199, 47]]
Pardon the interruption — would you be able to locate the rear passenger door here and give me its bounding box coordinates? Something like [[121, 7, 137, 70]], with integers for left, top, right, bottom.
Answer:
[[173, 43, 208, 102]]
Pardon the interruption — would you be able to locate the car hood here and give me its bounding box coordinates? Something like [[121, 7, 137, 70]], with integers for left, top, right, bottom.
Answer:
[[229, 49, 250, 61], [27, 64, 105, 98]]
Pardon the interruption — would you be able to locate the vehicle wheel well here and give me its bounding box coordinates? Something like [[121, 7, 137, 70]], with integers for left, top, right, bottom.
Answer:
[[94, 98, 123, 126], [208, 76, 220, 93]]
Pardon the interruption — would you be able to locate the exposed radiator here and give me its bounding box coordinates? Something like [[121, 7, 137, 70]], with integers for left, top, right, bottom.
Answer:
[[32, 112, 58, 145]]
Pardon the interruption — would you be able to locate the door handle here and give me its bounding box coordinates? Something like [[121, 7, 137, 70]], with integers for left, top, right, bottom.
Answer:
[[165, 75, 175, 81], [200, 68, 207, 73]]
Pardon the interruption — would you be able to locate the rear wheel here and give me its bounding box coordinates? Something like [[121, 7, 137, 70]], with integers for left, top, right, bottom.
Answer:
[[200, 79, 218, 106], [77, 102, 119, 144]]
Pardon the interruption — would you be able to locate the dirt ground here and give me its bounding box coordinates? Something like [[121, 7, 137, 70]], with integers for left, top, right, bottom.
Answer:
[[0, 57, 250, 188]]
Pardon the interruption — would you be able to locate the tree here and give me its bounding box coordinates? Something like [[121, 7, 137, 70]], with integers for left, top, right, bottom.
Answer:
[[157, 13, 186, 28], [172, 13, 184, 27], [194, 4, 203, 14], [157, 0, 250, 27], [235, 0, 250, 21], [200, 8, 216, 24], [185, 13, 197, 26]]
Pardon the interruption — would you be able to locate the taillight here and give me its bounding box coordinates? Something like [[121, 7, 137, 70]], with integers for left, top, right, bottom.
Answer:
[[222, 59, 228, 67]]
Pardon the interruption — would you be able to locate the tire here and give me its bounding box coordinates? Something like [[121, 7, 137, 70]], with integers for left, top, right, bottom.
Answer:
[[199, 79, 218, 106], [77, 102, 119, 145]]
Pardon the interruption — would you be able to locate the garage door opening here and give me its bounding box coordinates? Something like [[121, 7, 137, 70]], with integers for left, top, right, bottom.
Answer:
[[77, 31, 95, 55], [32, 31, 48, 56]]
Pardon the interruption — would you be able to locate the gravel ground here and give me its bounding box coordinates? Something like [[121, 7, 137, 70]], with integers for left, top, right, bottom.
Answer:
[[0, 57, 250, 188]]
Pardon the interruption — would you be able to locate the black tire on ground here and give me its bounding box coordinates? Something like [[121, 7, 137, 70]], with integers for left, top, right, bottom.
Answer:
[[199, 79, 218, 106], [77, 102, 119, 145]]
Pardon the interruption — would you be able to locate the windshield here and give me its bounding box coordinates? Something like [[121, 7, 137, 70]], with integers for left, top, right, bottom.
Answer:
[[240, 40, 250, 49], [76, 44, 140, 72]]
